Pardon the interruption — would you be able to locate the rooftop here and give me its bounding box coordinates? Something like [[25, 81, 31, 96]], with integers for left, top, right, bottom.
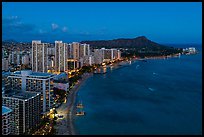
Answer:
[[2, 106, 12, 115], [30, 72, 54, 77], [3, 90, 40, 100], [2, 72, 11, 77], [11, 70, 55, 78]]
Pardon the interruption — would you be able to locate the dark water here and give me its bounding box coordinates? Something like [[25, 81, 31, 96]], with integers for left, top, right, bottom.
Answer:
[[74, 50, 202, 135]]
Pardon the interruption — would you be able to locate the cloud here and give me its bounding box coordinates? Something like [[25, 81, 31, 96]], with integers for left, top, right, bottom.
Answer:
[[51, 23, 59, 30], [3, 16, 38, 41], [8, 16, 18, 20], [3, 16, 36, 34], [3, 16, 95, 42], [39, 29, 47, 34], [3, 16, 21, 25], [62, 26, 68, 32]]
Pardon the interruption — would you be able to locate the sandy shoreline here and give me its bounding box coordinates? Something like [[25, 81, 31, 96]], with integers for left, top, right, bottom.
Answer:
[[68, 73, 93, 135], [55, 72, 93, 135], [55, 54, 181, 135]]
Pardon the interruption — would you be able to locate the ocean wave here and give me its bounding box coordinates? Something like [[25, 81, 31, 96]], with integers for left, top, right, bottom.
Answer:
[[136, 65, 140, 69], [148, 87, 155, 91]]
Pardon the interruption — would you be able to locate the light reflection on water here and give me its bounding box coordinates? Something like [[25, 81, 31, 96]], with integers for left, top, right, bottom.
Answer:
[[74, 52, 202, 135]]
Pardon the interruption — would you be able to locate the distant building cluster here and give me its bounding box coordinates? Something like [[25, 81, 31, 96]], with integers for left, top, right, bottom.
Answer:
[[29, 40, 121, 73], [182, 47, 197, 54], [2, 40, 122, 135]]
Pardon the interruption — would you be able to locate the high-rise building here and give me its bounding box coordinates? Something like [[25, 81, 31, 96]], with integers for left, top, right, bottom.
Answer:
[[101, 48, 120, 62], [28, 51, 32, 67], [2, 58, 9, 71], [6, 70, 55, 113], [2, 72, 11, 95], [2, 91, 41, 135], [103, 49, 112, 62], [117, 50, 121, 59], [11, 51, 18, 65], [93, 48, 121, 64], [2, 106, 13, 135], [67, 60, 78, 70], [94, 49, 104, 64], [17, 54, 21, 65], [83, 55, 94, 66], [79, 43, 91, 67], [32, 40, 49, 73], [2, 48, 5, 58], [48, 55, 55, 72], [48, 47, 55, 56], [109, 49, 121, 60], [79, 43, 90, 58], [8, 53, 12, 64], [22, 54, 29, 65], [67, 42, 80, 69], [68, 43, 72, 59], [55, 41, 68, 72], [71, 42, 80, 60], [11, 51, 14, 64]]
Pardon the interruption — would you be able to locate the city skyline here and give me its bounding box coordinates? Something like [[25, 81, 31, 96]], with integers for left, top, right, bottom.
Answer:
[[2, 2, 202, 44], [2, 2, 202, 135]]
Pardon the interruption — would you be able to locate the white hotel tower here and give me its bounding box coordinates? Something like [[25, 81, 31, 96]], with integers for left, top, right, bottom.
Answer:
[[7, 70, 55, 113], [54, 41, 68, 73], [32, 40, 49, 73]]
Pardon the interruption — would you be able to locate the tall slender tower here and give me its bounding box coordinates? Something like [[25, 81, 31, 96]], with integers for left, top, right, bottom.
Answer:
[[80, 43, 90, 58], [71, 42, 80, 60], [32, 40, 49, 73], [55, 41, 68, 72]]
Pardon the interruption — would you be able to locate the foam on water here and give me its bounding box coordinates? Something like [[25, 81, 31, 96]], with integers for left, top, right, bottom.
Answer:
[[148, 87, 155, 91]]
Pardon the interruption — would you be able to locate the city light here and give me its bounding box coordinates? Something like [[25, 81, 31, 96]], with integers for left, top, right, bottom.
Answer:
[[2, 2, 201, 135]]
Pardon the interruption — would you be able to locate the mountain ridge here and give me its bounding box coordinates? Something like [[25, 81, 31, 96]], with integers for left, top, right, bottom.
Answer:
[[81, 36, 169, 49]]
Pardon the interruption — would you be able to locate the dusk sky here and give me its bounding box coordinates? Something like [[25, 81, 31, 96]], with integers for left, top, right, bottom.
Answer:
[[2, 2, 202, 44]]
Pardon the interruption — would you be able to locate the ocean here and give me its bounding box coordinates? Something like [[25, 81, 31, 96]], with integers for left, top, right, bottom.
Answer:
[[74, 47, 202, 135]]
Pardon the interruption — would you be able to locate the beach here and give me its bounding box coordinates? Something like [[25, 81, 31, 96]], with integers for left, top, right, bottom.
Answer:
[[54, 73, 93, 135], [54, 53, 182, 135]]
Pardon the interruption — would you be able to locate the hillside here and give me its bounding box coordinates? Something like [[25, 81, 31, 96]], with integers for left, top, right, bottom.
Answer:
[[81, 36, 182, 57], [81, 36, 170, 49]]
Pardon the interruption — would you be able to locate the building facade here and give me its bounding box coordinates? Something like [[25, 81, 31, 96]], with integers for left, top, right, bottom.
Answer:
[[117, 50, 121, 59], [71, 42, 80, 60], [21, 54, 29, 65], [2, 91, 41, 135], [7, 70, 55, 113], [94, 49, 104, 65], [48, 47, 55, 56], [2, 106, 13, 135], [79, 43, 90, 58], [2, 58, 9, 71], [83, 55, 94, 66], [103, 49, 112, 62], [67, 42, 81, 69], [2, 72, 11, 95], [55, 41, 68, 72], [32, 40, 49, 73]]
